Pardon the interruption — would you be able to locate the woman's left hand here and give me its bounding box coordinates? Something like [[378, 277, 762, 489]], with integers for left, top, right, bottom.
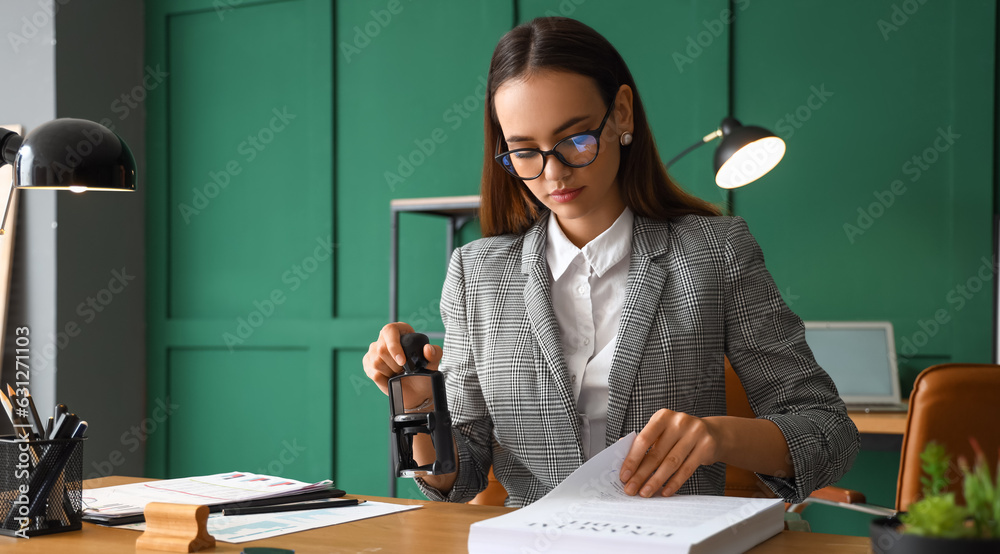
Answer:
[[618, 409, 721, 497]]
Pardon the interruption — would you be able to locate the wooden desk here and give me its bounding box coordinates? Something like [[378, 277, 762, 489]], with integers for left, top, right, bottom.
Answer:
[[848, 411, 907, 435], [849, 410, 907, 451], [0, 476, 870, 553]]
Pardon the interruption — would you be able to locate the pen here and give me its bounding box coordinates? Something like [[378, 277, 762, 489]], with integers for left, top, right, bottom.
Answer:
[[52, 403, 68, 437], [0, 389, 14, 425], [52, 413, 80, 440], [24, 391, 44, 438], [71, 420, 88, 439], [85, 487, 347, 526], [222, 498, 363, 516]]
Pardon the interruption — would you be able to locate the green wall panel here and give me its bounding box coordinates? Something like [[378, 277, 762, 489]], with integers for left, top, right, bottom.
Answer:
[[167, 0, 333, 319], [731, 0, 996, 536], [333, 348, 388, 495], [146, 0, 336, 479], [167, 348, 331, 482], [732, 0, 995, 381], [336, 0, 512, 324]]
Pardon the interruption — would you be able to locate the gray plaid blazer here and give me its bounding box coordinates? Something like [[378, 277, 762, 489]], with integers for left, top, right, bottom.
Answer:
[[416, 212, 859, 507]]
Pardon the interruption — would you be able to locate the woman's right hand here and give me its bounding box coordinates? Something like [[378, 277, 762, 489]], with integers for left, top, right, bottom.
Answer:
[[362, 322, 443, 406]]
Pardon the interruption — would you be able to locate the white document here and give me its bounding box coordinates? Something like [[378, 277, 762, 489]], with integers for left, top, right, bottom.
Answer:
[[112, 500, 422, 543], [468, 433, 785, 554], [83, 471, 334, 518]]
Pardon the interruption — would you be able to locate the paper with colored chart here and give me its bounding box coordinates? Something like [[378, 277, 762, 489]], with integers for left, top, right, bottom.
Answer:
[[82, 471, 333, 519], [112, 500, 421, 543]]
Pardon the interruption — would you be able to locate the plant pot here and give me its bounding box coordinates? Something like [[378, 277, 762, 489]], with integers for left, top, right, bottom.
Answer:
[[870, 515, 1000, 554]]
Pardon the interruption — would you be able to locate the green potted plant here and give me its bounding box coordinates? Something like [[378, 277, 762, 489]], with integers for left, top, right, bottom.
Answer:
[[870, 439, 1000, 553]]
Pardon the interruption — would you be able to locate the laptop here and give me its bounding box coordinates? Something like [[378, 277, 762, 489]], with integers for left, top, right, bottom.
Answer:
[[803, 321, 908, 412]]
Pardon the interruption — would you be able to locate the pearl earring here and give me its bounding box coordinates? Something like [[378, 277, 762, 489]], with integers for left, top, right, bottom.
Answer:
[[620, 132, 633, 146]]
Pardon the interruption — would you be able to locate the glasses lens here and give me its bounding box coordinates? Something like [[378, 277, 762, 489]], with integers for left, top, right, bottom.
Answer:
[[502, 150, 543, 178], [555, 134, 599, 166]]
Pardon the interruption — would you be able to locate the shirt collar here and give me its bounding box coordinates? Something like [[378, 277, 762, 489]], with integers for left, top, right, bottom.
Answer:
[[546, 207, 634, 281]]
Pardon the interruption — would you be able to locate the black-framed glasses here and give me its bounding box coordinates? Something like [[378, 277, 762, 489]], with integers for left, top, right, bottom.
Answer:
[[494, 101, 615, 180]]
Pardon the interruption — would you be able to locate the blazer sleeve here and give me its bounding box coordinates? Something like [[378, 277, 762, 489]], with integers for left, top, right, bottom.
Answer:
[[414, 247, 494, 503], [722, 216, 860, 503]]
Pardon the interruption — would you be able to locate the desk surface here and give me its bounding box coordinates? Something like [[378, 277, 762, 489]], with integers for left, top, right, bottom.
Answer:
[[0, 476, 871, 553], [848, 410, 907, 435]]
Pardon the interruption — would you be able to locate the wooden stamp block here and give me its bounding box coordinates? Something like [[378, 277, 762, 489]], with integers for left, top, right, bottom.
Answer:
[[135, 502, 216, 552]]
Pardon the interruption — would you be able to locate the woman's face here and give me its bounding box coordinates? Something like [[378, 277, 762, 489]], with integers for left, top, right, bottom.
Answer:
[[494, 70, 631, 238]]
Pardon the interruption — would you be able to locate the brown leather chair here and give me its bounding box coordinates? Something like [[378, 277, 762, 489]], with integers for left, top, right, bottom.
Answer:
[[467, 466, 507, 506], [791, 363, 1000, 515], [895, 363, 1000, 510], [723, 358, 781, 499], [725, 359, 864, 511]]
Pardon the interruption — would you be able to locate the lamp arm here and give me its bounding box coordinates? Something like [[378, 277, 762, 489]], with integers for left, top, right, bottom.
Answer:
[[664, 129, 722, 169], [0, 127, 22, 167]]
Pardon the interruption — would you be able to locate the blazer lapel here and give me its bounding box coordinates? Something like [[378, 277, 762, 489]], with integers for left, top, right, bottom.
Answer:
[[521, 213, 582, 451], [605, 216, 671, 444]]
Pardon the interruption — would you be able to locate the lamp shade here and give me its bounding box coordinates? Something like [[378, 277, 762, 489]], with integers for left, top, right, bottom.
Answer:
[[713, 117, 785, 189], [10, 119, 136, 192]]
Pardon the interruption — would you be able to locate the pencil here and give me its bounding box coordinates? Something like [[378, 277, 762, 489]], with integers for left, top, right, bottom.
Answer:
[[24, 391, 44, 438], [222, 498, 363, 516], [0, 389, 13, 425]]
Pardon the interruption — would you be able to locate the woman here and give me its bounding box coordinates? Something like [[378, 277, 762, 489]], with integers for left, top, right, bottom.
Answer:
[[363, 16, 859, 507]]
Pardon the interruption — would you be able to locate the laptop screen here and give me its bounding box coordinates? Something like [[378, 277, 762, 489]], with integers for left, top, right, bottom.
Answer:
[[803, 322, 900, 404]]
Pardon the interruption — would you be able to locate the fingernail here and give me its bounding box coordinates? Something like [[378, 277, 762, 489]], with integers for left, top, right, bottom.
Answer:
[[625, 483, 637, 495], [395, 355, 405, 365], [661, 487, 672, 497], [640, 486, 652, 497], [620, 470, 632, 482]]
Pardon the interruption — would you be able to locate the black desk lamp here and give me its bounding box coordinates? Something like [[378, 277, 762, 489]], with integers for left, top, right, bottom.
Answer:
[[0, 119, 137, 232], [666, 116, 785, 189]]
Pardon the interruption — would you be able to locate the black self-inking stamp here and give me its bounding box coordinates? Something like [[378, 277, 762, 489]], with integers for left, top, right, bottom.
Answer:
[[388, 333, 456, 477]]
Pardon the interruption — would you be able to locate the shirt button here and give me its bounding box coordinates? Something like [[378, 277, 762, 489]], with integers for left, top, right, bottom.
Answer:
[[577, 286, 586, 294], [571, 375, 577, 383], [584, 338, 591, 345]]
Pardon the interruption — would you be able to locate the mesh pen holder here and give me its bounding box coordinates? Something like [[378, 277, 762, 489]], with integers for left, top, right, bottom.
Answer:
[[0, 435, 85, 537]]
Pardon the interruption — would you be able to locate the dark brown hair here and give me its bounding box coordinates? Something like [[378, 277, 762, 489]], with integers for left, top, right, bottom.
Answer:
[[480, 17, 722, 236]]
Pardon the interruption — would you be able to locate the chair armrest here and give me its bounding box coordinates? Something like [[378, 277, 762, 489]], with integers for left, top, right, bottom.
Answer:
[[786, 486, 895, 517], [809, 485, 867, 504]]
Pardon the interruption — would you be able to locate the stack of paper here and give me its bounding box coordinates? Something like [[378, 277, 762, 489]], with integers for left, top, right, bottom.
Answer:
[[82, 471, 335, 522], [469, 434, 785, 554]]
